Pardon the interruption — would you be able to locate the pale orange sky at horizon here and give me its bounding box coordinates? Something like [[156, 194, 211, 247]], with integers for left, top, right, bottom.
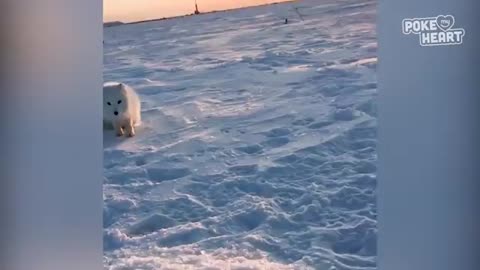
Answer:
[[104, 0, 293, 23]]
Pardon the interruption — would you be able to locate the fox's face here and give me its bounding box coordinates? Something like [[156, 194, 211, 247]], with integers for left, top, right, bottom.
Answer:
[[103, 83, 128, 118]]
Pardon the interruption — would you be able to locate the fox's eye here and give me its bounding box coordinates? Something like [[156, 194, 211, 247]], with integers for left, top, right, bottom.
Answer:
[[117, 100, 122, 104], [107, 102, 111, 106]]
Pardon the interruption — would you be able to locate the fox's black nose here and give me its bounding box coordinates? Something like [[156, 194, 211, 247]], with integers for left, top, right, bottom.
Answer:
[[114, 111, 118, 116]]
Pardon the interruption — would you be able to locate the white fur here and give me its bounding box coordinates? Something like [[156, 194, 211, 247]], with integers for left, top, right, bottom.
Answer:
[[103, 82, 141, 137]]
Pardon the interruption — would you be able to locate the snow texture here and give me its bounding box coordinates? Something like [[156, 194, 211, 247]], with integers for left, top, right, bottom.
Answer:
[[103, 0, 377, 269]]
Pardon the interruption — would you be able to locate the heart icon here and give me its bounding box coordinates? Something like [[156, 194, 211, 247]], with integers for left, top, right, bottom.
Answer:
[[436, 15, 455, 31]]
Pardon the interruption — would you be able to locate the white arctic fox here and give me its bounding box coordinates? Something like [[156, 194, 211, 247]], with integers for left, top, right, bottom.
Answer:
[[103, 82, 141, 137]]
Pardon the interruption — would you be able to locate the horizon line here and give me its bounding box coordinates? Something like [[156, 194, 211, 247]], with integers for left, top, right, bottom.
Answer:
[[103, 0, 295, 25]]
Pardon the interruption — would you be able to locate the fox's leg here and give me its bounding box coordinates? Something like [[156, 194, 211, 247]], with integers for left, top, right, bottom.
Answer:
[[125, 119, 135, 137], [113, 122, 124, 137]]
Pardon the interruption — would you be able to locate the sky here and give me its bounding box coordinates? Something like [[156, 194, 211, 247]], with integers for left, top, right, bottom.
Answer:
[[104, 0, 292, 23]]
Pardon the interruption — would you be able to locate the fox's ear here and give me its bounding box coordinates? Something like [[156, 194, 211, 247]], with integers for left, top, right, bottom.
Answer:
[[119, 83, 127, 94]]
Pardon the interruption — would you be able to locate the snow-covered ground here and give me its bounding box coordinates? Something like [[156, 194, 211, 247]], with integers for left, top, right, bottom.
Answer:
[[103, 0, 377, 269]]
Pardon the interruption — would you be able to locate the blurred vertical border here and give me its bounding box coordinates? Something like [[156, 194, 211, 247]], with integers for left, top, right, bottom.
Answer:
[[2, 1, 103, 270], [378, 0, 480, 269]]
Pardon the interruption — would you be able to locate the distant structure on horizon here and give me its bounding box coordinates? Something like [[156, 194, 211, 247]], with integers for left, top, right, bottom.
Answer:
[[104, 21, 124, 28], [194, 0, 200, 15]]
